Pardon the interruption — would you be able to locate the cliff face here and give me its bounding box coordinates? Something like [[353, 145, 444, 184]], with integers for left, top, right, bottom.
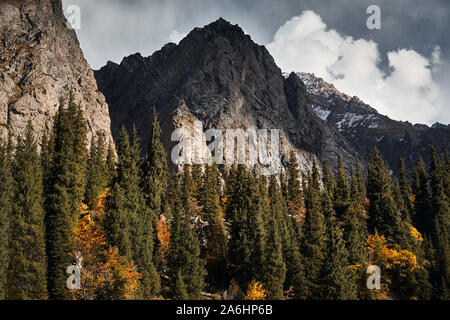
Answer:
[[0, 0, 113, 145], [96, 18, 358, 173]]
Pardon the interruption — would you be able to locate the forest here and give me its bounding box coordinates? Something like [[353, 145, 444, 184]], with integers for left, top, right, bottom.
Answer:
[[0, 93, 448, 300]]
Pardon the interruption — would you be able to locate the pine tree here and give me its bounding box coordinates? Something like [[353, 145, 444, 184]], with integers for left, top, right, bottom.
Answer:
[[7, 122, 47, 299], [46, 94, 88, 299], [322, 161, 335, 197], [321, 189, 357, 299], [287, 150, 304, 210], [167, 174, 206, 300], [203, 164, 228, 289], [398, 158, 414, 223], [0, 138, 13, 299], [301, 161, 327, 298], [227, 165, 265, 287], [85, 134, 108, 208], [429, 146, 450, 298], [105, 125, 160, 298], [174, 269, 189, 300], [142, 110, 169, 274], [105, 142, 116, 185], [367, 148, 408, 246], [264, 177, 286, 299], [412, 156, 433, 235], [334, 154, 350, 219]]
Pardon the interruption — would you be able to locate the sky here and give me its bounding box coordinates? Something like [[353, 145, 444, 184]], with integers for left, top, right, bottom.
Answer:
[[62, 0, 450, 125]]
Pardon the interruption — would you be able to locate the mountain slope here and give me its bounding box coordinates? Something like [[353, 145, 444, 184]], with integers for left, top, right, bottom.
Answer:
[[0, 0, 113, 145], [96, 18, 358, 174], [296, 72, 450, 174]]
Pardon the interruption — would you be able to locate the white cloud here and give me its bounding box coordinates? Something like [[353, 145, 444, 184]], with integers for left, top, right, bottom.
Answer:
[[168, 30, 188, 44], [267, 10, 447, 125]]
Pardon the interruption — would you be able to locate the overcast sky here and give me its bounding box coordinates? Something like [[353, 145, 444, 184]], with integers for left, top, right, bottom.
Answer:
[[62, 0, 450, 125]]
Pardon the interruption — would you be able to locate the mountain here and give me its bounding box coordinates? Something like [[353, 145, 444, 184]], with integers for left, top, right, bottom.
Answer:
[[296, 72, 450, 174], [95, 18, 358, 174], [0, 0, 113, 145]]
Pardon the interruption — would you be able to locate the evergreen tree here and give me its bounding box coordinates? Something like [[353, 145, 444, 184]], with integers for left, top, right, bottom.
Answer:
[[412, 156, 433, 235], [203, 164, 228, 289], [46, 94, 88, 299], [85, 134, 108, 208], [334, 155, 350, 219], [301, 161, 327, 298], [174, 269, 189, 300], [398, 158, 414, 223], [0, 139, 13, 299], [287, 150, 304, 210], [322, 161, 335, 197], [429, 146, 450, 298], [264, 177, 286, 299], [7, 123, 47, 299], [167, 174, 206, 299], [227, 165, 265, 287], [142, 110, 169, 274], [367, 148, 408, 246], [105, 126, 160, 298], [321, 189, 357, 299]]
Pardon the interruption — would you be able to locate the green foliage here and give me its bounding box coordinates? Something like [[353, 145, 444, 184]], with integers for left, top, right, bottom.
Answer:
[[45, 93, 88, 299], [7, 123, 47, 299], [0, 138, 13, 299]]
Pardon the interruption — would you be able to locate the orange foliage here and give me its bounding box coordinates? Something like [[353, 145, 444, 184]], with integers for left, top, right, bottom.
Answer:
[[71, 190, 141, 300], [156, 215, 170, 264]]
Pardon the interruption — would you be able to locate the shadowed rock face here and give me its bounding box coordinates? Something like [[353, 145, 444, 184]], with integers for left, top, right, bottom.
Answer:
[[96, 18, 358, 174], [297, 72, 450, 175], [0, 0, 113, 146]]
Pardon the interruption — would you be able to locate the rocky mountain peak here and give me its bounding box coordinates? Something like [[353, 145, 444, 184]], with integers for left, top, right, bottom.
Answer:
[[95, 19, 358, 175], [0, 0, 113, 146]]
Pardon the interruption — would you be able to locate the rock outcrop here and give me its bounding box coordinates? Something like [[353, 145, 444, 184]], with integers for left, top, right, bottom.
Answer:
[[96, 18, 358, 174], [0, 0, 113, 145]]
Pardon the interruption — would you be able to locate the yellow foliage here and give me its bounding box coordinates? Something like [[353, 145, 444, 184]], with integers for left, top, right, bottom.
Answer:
[[244, 281, 266, 300], [409, 226, 423, 242], [366, 233, 420, 272]]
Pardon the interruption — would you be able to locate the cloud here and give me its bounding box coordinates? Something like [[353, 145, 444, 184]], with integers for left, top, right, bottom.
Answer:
[[267, 10, 448, 125], [168, 30, 187, 44]]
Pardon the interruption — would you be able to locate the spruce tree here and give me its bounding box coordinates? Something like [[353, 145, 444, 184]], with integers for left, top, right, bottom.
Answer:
[[7, 123, 47, 299], [105, 126, 160, 298], [85, 134, 108, 208], [0, 138, 13, 299], [167, 174, 206, 299], [46, 94, 88, 299], [429, 146, 450, 298], [321, 189, 357, 299], [412, 156, 433, 235], [203, 164, 228, 289], [367, 148, 408, 246], [227, 165, 265, 287], [142, 110, 169, 274], [301, 161, 327, 298], [287, 150, 304, 210], [174, 269, 189, 300], [398, 158, 414, 223], [264, 178, 286, 299]]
